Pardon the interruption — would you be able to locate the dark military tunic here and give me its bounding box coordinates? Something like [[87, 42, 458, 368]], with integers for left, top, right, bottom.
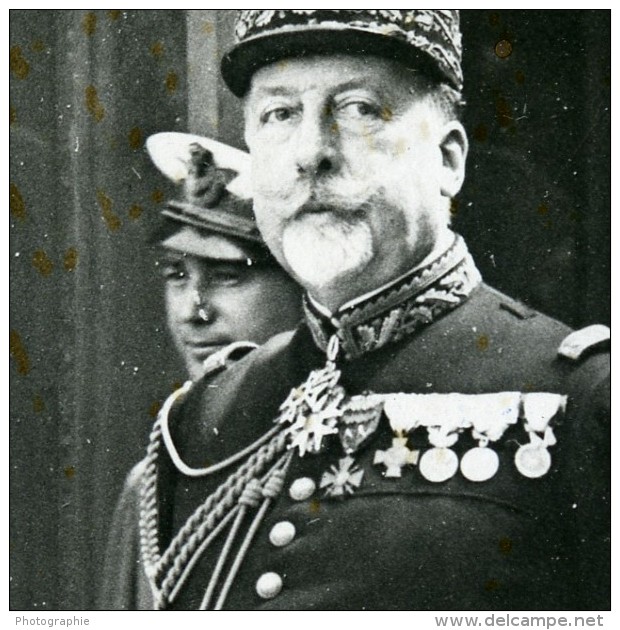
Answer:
[[99, 460, 154, 610], [114, 237, 610, 611]]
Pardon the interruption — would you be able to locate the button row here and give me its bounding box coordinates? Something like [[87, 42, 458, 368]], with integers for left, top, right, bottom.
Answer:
[[288, 476, 316, 501], [256, 477, 316, 600], [256, 571, 283, 599], [269, 520, 296, 547]]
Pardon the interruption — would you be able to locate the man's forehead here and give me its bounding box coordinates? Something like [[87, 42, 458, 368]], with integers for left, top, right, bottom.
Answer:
[[248, 54, 413, 98]]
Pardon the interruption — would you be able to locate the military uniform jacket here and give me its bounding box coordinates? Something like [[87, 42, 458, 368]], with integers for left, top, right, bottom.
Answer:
[[123, 237, 610, 611]]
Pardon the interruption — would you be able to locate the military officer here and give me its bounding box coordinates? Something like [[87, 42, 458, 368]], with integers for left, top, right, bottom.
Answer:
[[98, 133, 303, 609], [132, 10, 609, 611], [147, 132, 303, 380]]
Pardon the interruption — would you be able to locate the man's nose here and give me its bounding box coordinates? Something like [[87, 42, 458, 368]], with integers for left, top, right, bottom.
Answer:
[[294, 106, 340, 177], [182, 287, 213, 324]]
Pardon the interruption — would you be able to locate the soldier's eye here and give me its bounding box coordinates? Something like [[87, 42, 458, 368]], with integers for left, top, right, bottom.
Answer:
[[161, 262, 187, 283], [261, 106, 295, 124], [208, 267, 244, 286]]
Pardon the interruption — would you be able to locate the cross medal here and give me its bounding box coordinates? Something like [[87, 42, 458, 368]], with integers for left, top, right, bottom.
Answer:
[[277, 336, 346, 456]]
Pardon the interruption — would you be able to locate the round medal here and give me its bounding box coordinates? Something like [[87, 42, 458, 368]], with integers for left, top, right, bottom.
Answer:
[[460, 446, 499, 482], [419, 447, 459, 483], [514, 443, 551, 479]]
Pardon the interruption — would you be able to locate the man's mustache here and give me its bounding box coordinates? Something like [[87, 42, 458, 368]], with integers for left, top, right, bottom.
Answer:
[[292, 182, 376, 219], [256, 172, 377, 210]]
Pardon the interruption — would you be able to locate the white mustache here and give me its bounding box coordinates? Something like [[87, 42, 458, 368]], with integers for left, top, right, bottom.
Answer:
[[255, 172, 377, 213]]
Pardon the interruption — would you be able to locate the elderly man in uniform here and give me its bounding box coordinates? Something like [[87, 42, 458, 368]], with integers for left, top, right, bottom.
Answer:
[[99, 134, 302, 609], [134, 10, 610, 610]]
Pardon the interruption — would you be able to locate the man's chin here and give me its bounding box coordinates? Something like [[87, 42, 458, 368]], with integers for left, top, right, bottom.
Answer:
[[288, 259, 368, 294], [281, 220, 374, 294]]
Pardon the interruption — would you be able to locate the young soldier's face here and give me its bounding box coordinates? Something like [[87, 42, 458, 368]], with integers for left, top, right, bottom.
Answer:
[[159, 248, 300, 380], [244, 54, 466, 309]]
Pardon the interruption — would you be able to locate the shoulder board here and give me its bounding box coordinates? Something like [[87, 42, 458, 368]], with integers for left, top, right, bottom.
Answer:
[[201, 341, 259, 377], [498, 297, 537, 320], [557, 324, 610, 361]]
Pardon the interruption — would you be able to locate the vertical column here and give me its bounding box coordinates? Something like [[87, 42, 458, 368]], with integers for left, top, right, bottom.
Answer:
[[187, 9, 245, 149]]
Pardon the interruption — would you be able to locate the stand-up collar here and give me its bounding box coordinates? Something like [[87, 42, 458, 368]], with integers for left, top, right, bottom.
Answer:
[[303, 234, 482, 360]]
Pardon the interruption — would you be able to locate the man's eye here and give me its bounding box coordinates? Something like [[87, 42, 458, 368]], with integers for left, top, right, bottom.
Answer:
[[261, 107, 294, 124], [338, 101, 381, 119], [210, 270, 242, 286], [161, 264, 187, 283]]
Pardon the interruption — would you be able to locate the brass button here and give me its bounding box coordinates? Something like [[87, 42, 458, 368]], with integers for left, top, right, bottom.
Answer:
[[288, 477, 315, 501], [256, 572, 283, 599], [269, 521, 296, 547]]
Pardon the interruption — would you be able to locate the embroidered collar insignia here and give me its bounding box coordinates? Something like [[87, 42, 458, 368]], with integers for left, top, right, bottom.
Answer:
[[303, 234, 482, 360]]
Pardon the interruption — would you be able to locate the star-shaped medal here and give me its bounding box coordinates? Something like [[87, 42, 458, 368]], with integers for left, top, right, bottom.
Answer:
[[320, 456, 365, 497], [278, 362, 346, 456], [277, 362, 343, 426], [288, 406, 341, 457]]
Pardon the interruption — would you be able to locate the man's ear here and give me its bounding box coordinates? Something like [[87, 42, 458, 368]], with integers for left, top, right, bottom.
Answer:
[[439, 121, 468, 198]]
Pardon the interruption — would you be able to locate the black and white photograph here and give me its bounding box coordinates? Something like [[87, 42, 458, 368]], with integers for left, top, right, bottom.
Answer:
[[9, 8, 611, 618]]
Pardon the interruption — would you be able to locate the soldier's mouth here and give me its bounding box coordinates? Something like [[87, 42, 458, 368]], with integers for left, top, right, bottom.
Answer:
[[186, 340, 231, 359]]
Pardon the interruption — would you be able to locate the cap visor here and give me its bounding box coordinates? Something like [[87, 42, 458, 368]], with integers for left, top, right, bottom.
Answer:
[[160, 226, 252, 262]]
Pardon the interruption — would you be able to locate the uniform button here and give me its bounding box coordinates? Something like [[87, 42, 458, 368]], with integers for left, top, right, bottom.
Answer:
[[269, 521, 296, 547], [289, 477, 316, 501], [256, 572, 283, 599]]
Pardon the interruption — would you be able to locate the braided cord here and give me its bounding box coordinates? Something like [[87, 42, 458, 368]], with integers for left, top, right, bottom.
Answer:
[[138, 378, 288, 597], [161, 406, 283, 477], [197, 479, 261, 611], [139, 381, 193, 586], [139, 417, 164, 574], [213, 455, 292, 610], [154, 426, 290, 601], [166, 504, 240, 607]]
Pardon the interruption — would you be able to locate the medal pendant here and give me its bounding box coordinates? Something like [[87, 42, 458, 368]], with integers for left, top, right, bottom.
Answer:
[[419, 447, 459, 483], [320, 456, 364, 498], [514, 442, 551, 479], [373, 436, 419, 478], [460, 446, 499, 482], [339, 394, 384, 455], [278, 335, 346, 456]]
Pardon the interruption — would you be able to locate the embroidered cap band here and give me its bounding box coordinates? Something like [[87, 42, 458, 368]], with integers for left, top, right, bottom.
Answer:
[[221, 9, 463, 97]]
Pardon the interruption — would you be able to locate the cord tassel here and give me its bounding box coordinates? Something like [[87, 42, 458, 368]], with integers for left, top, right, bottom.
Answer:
[[167, 505, 239, 605], [198, 479, 262, 610], [213, 459, 290, 610]]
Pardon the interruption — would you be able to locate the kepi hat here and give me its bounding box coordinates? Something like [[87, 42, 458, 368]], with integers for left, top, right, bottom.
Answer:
[[221, 9, 463, 97], [146, 132, 270, 263]]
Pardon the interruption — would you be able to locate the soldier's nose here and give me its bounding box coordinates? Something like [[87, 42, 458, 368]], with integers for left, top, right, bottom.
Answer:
[[184, 288, 212, 323]]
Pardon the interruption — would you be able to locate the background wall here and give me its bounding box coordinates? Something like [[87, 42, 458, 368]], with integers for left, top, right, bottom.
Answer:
[[10, 10, 188, 610], [9, 10, 610, 610]]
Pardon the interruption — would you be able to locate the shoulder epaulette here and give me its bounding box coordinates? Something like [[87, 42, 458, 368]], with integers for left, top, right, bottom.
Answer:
[[498, 297, 537, 320], [201, 341, 259, 377], [557, 324, 610, 361]]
